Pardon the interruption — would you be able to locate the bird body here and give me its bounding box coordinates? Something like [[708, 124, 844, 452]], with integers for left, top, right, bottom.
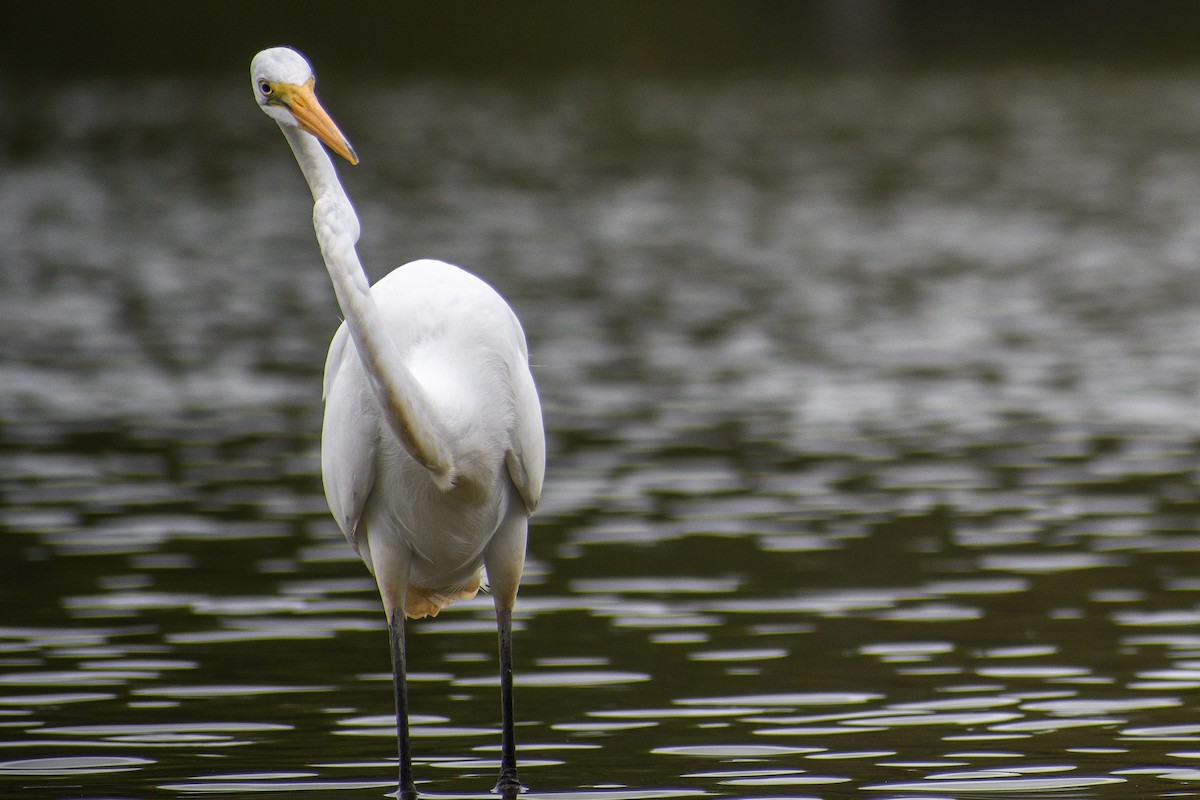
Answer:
[[322, 258, 543, 617], [250, 46, 543, 798]]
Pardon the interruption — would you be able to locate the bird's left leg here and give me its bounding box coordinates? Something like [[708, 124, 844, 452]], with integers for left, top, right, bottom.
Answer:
[[494, 603, 519, 797], [484, 508, 529, 797]]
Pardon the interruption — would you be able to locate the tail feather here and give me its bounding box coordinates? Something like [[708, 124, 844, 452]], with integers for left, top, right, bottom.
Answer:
[[404, 572, 483, 619]]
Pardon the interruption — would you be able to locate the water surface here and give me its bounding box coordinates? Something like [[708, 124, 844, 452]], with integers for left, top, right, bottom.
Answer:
[[4, 67, 1200, 798]]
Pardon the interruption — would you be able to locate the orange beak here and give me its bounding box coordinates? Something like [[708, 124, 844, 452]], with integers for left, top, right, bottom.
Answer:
[[278, 79, 359, 165]]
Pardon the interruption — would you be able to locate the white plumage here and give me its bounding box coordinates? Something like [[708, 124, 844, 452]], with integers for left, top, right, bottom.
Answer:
[[250, 46, 543, 799], [321, 258, 544, 617]]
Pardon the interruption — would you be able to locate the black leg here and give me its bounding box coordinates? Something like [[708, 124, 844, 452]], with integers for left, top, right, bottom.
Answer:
[[493, 606, 522, 796], [388, 611, 417, 800]]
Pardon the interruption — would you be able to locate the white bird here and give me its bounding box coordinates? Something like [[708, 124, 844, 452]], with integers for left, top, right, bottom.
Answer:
[[249, 47, 544, 799]]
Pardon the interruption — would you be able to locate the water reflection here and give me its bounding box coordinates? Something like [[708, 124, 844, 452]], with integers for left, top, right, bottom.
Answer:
[[4, 65, 1200, 798]]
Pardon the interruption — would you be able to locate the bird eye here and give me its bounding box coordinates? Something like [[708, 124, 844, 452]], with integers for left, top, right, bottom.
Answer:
[[259, 81, 273, 96]]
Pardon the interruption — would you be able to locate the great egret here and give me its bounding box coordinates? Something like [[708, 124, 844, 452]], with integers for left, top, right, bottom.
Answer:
[[249, 47, 545, 799]]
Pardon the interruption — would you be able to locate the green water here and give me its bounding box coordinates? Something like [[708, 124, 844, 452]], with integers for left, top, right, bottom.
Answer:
[[4, 67, 1200, 798]]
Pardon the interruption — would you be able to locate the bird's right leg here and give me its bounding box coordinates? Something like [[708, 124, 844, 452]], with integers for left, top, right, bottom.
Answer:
[[367, 527, 417, 799], [387, 608, 416, 800]]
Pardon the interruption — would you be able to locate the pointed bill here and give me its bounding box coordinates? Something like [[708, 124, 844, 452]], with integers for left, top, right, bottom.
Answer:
[[281, 80, 359, 165]]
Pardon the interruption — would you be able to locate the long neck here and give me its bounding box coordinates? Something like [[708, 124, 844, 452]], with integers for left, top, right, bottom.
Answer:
[[281, 123, 457, 489]]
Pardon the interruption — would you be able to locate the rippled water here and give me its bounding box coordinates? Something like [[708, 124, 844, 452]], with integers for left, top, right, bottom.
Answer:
[[5, 66, 1200, 798]]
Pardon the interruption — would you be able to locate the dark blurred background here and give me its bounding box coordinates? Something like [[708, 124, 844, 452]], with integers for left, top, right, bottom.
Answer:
[[7, 0, 1200, 78]]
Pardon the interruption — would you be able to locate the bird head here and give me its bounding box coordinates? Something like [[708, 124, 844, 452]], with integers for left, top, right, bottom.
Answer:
[[251, 47, 359, 165]]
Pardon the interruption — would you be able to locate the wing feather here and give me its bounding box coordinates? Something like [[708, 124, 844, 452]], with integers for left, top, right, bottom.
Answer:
[[504, 316, 545, 515], [321, 324, 379, 550]]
